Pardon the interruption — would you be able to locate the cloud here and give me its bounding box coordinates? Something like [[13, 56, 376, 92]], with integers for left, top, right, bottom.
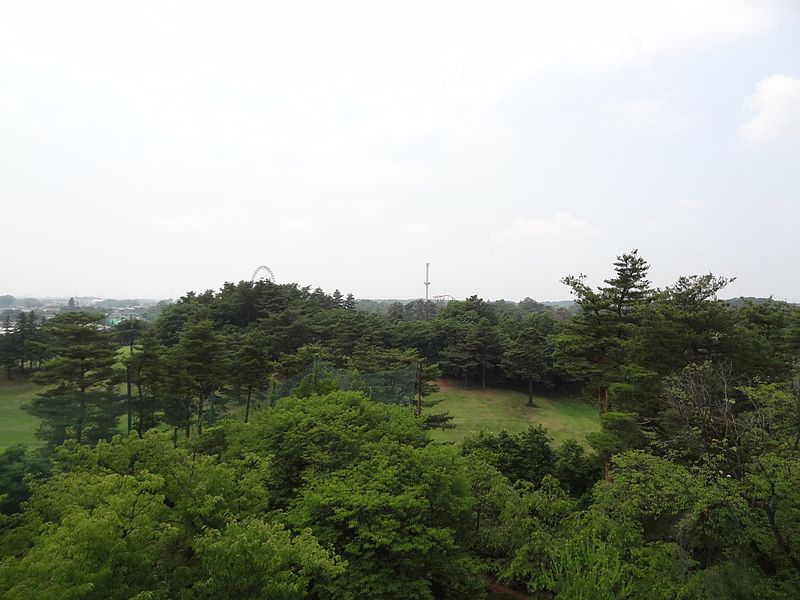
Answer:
[[739, 74, 800, 144], [603, 96, 696, 135], [154, 208, 245, 233], [401, 222, 435, 238], [0, 1, 777, 110], [493, 213, 600, 245], [280, 219, 318, 237]]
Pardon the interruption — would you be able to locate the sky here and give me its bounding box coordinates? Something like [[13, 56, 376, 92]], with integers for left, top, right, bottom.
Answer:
[[1, 0, 799, 302]]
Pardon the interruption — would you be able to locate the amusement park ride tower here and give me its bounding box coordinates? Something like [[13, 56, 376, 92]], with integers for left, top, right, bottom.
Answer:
[[425, 263, 430, 302]]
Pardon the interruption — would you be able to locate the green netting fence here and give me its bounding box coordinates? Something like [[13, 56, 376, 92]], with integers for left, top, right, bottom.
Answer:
[[268, 360, 418, 407]]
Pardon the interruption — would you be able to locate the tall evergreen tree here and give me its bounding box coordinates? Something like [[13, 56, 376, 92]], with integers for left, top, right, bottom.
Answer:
[[343, 292, 357, 311], [231, 328, 272, 423], [466, 317, 504, 389], [14, 312, 28, 374], [27, 312, 122, 446], [115, 318, 144, 351], [503, 313, 557, 406], [0, 315, 17, 379], [126, 329, 165, 437], [179, 320, 226, 434], [554, 250, 652, 414]]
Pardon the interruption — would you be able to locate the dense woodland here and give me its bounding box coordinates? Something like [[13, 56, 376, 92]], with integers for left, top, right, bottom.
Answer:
[[2, 250, 800, 598]]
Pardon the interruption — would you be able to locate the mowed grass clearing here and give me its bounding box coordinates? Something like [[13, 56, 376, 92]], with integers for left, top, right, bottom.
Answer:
[[1, 374, 601, 450], [426, 379, 600, 446], [0, 377, 43, 451]]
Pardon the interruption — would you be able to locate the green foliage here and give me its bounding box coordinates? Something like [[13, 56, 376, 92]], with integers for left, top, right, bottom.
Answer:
[[179, 320, 227, 434], [125, 328, 164, 436], [242, 391, 428, 508], [465, 317, 504, 389], [27, 312, 123, 446], [587, 411, 648, 463], [438, 317, 479, 385], [464, 456, 531, 570], [554, 249, 653, 412], [0, 444, 51, 515], [422, 411, 456, 430], [191, 518, 344, 599], [346, 341, 418, 373], [0, 431, 343, 599], [462, 426, 556, 486], [291, 361, 341, 399], [5, 261, 800, 598], [229, 327, 273, 422], [554, 438, 599, 497], [113, 318, 143, 350], [289, 441, 484, 599], [502, 312, 559, 405], [0, 316, 17, 378]]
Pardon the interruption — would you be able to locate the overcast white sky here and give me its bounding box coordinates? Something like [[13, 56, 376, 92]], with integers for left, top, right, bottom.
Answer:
[[2, 0, 799, 301]]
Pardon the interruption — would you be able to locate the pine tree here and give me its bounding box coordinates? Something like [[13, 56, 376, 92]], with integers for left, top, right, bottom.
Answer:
[[126, 329, 165, 437], [179, 320, 226, 434], [343, 293, 357, 311], [28, 312, 122, 446], [466, 318, 504, 389], [0, 315, 16, 379], [231, 328, 272, 423], [503, 313, 556, 406], [555, 250, 652, 413]]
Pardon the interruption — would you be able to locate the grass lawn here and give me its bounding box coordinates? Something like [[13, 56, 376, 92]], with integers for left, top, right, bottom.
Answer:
[[0, 377, 43, 451], [426, 379, 600, 447]]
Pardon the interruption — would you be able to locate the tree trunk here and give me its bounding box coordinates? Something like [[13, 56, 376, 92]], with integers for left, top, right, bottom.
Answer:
[[481, 360, 486, 389], [126, 366, 132, 434], [767, 502, 800, 577], [527, 377, 534, 407], [197, 397, 205, 435], [245, 388, 252, 423], [601, 386, 611, 480], [416, 362, 423, 418], [77, 388, 85, 444], [136, 383, 145, 438]]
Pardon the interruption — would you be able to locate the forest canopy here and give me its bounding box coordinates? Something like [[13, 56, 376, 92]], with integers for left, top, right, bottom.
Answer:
[[2, 251, 800, 598]]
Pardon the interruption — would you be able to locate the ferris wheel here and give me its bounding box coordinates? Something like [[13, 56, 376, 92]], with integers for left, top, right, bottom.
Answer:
[[250, 265, 276, 283]]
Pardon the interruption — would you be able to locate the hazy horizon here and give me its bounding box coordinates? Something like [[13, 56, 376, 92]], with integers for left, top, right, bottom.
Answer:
[[2, 1, 799, 302]]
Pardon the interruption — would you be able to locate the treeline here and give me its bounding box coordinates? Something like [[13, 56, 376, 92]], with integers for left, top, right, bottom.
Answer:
[[0, 295, 43, 309], [8, 279, 577, 447], [0, 312, 48, 378], [5, 251, 800, 453], [2, 251, 800, 597]]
